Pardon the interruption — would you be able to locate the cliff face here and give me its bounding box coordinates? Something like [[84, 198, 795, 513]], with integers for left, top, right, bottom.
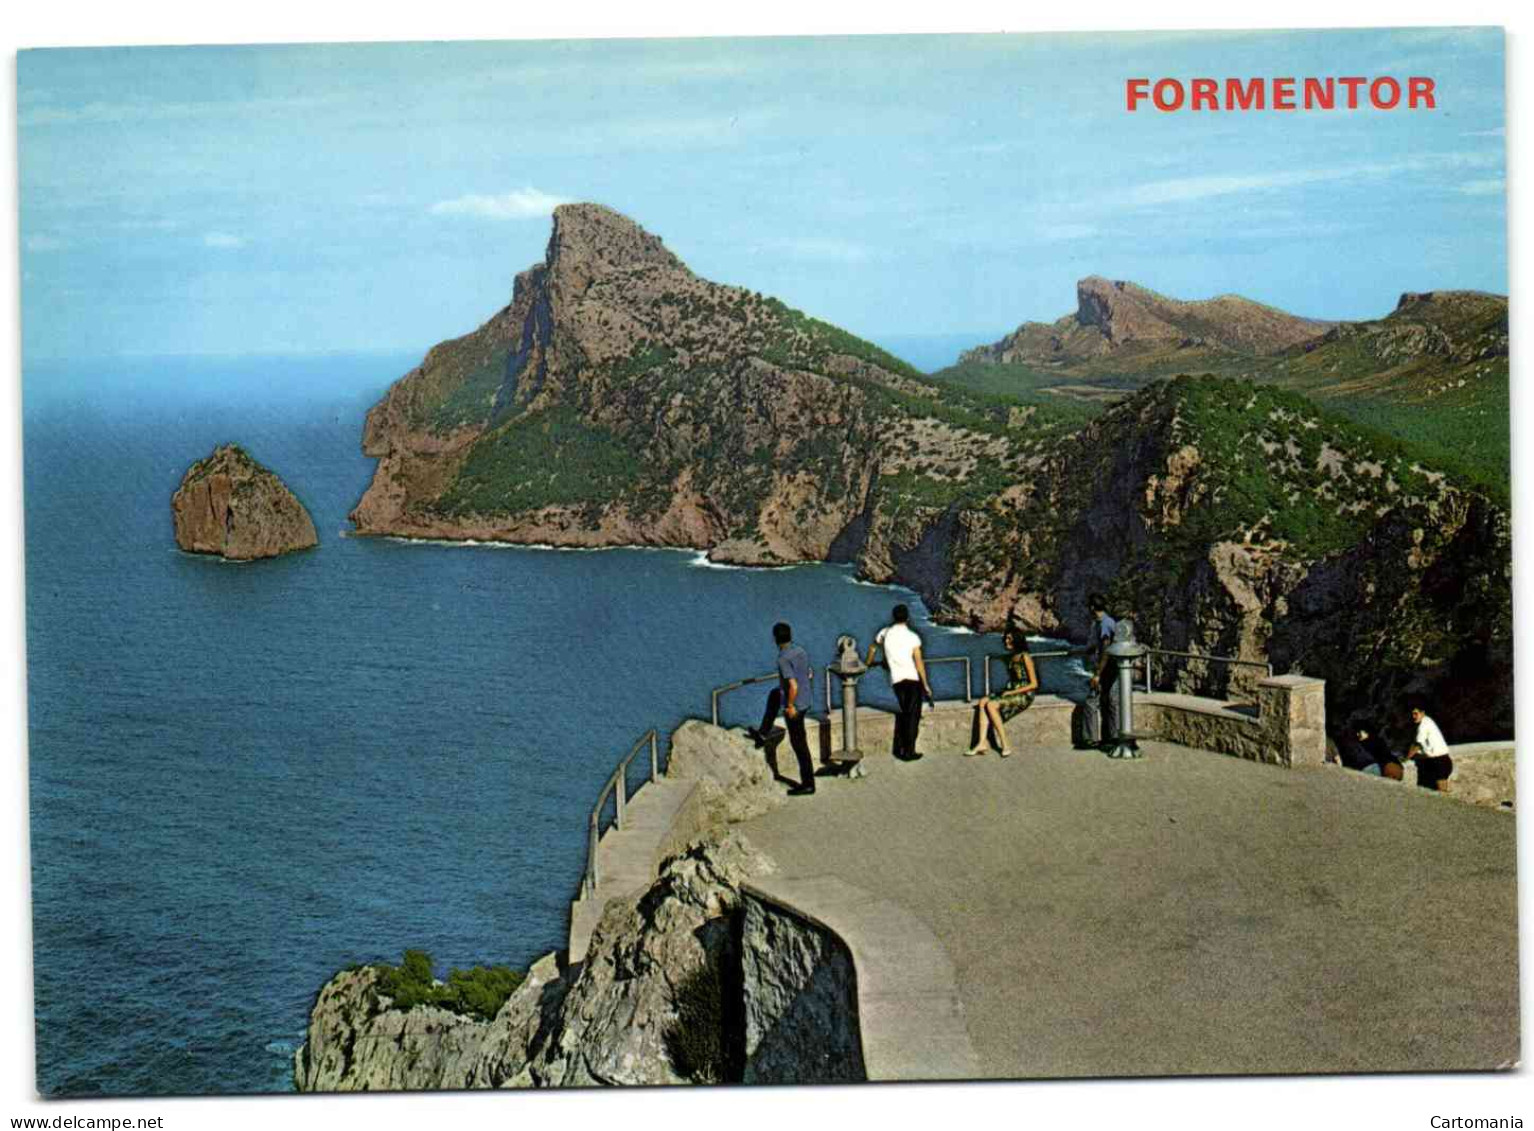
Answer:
[[351, 202, 988, 565], [172, 444, 317, 560], [914, 377, 1512, 735], [294, 835, 771, 1091], [350, 204, 1510, 736]]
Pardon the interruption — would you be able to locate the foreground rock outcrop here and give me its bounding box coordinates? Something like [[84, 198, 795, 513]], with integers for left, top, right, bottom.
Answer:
[[294, 832, 774, 1091], [172, 444, 317, 560], [294, 722, 876, 1091]]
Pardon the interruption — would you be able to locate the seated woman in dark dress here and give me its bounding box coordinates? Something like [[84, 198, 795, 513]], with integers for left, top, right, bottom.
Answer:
[[1340, 721, 1403, 780], [968, 628, 1039, 758]]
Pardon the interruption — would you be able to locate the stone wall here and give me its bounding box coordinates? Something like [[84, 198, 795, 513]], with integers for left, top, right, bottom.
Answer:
[[813, 695, 1075, 760], [807, 678, 1325, 768], [739, 895, 865, 1084], [1412, 743, 1515, 810], [1136, 675, 1327, 768]]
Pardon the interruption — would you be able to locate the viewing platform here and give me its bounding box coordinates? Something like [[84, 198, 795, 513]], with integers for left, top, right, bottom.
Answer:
[[567, 667, 1519, 1079]]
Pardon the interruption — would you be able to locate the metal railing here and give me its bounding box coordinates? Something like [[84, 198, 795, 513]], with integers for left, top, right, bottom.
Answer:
[[821, 654, 973, 714], [981, 649, 1073, 697], [582, 728, 660, 898], [711, 672, 778, 726], [1140, 649, 1273, 694], [712, 648, 1095, 721], [927, 656, 972, 703]]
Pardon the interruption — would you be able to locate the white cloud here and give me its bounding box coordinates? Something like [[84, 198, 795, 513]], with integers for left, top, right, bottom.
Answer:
[[429, 187, 571, 220], [1112, 151, 1503, 209], [1120, 169, 1340, 207], [203, 232, 246, 249], [1459, 178, 1506, 197]]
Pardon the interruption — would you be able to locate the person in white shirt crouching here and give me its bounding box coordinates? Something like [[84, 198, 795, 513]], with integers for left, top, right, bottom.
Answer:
[[1407, 703, 1453, 792]]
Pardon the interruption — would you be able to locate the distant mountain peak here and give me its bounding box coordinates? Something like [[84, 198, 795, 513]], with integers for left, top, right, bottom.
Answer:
[[545, 203, 683, 288], [1394, 289, 1506, 313], [962, 277, 1332, 367]]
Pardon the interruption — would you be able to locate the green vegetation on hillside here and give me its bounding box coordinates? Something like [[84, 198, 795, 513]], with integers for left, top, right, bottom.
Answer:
[[429, 353, 511, 434], [760, 296, 927, 381], [438, 405, 649, 516], [1319, 379, 1509, 508], [878, 464, 1013, 510], [1250, 294, 1510, 505], [1165, 375, 1449, 556], [373, 949, 524, 1021], [927, 360, 1109, 431]]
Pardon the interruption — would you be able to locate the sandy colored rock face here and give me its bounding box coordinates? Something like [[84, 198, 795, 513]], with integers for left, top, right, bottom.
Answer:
[[346, 202, 1000, 572], [961, 274, 1333, 367], [171, 444, 317, 560]]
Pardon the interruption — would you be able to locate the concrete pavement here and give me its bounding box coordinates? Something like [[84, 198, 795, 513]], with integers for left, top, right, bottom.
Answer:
[[737, 737, 1519, 1078]]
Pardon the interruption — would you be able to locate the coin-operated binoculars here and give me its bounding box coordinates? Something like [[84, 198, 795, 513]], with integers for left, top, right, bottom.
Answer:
[[1106, 619, 1149, 760], [826, 634, 868, 774]]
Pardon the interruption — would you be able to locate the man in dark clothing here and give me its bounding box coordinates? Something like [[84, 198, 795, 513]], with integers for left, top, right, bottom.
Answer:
[[771, 622, 817, 796], [748, 687, 785, 749], [1087, 592, 1119, 742]]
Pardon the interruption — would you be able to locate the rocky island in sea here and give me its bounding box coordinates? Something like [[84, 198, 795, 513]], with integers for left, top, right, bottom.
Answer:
[[172, 443, 318, 560], [348, 202, 1511, 736]]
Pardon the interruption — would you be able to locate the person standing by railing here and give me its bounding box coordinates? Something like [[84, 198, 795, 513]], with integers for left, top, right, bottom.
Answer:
[[867, 604, 934, 762], [772, 622, 818, 796], [1087, 592, 1119, 743]]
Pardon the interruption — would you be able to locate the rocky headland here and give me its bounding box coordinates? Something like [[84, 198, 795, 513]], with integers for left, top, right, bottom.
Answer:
[[959, 275, 1333, 369], [347, 203, 1511, 736], [172, 444, 318, 560]]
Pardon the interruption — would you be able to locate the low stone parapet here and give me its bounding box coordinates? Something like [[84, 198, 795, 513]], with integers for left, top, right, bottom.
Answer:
[[806, 677, 1324, 768], [1135, 674, 1326, 768], [814, 694, 1076, 759], [1441, 743, 1515, 809]]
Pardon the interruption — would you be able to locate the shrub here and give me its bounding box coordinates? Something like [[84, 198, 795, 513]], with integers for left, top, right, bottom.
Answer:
[[373, 949, 524, 1022]]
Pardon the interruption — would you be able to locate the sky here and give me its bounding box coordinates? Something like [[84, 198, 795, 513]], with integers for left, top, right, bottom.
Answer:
[[18, 27, 1508, 364]]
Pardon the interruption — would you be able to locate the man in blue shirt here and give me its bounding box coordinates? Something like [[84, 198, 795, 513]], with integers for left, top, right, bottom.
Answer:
[[1087, 592, 1118, 742], [773, 622, 817, 796]]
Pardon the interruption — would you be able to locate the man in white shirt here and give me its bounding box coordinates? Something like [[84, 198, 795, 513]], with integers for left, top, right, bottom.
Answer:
[[1408, 704, 1453, 791], [866, 604, 934, 762]]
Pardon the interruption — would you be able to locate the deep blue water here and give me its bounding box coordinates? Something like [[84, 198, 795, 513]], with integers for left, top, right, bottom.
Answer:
[[22, 352, 1081, 1096]]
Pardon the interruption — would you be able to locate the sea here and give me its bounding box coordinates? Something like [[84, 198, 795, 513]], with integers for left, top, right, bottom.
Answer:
[[21, 348, 1080, 1096]]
